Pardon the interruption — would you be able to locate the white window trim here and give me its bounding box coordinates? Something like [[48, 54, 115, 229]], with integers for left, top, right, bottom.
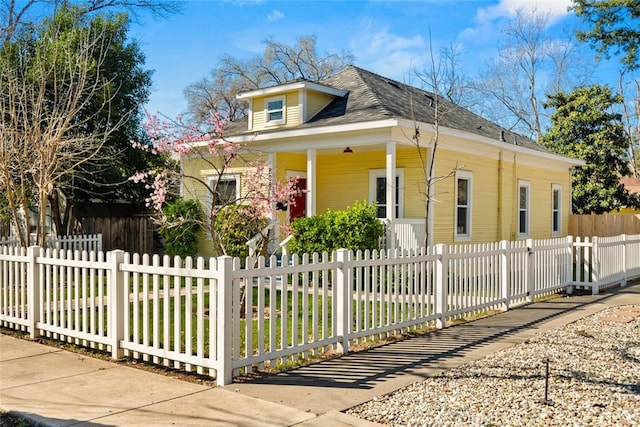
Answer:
[[207, 173, 241, 210], [518, 180, 530, 239], [455, 170, 473, 241], [368, 168, 404, 218], [265, 96, 286, 126], [551, 184, 562, 236]]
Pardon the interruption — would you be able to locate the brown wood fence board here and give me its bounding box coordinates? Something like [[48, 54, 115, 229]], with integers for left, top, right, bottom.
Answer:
[[569, 214, 640, 237], [78, 216, 158, 255]]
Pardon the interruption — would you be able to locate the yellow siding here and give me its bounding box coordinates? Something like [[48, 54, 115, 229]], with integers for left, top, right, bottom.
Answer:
[[284, 92, 299, 127], [306, 92, 334, 121], [181, 153, 259, 203], [183, 129, 575, 254], [513, 163, 572, 239], [429, 148, 573, 245], [620, 207, 640, 214], [315, 147, 428, 214], [250, 92, 301, 130], [274, 152, 307, 181], [181, 152, 267, 257], [317, 152, 375, 212], [432, 148, 500, 244], [252, 98, 265, 129]]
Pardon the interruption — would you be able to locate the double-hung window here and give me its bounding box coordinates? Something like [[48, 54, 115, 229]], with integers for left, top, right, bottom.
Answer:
[[265, 96, 285, 126], [518, 180, 530, 237], [455, 171, 473, 239], [369, 169, 404, 218], [208, 174, 240, 210], [551, 184, 561, 235]]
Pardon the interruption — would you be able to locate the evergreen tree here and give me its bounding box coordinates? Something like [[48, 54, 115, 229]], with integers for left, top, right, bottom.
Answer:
[[542, 84, 633, 213]]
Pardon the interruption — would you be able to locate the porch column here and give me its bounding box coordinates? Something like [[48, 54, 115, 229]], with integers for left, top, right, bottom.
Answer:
[[268, 152, 277, 223], [306, 148, 316, 217], [386, 141, 397, 249], [268, 152, 278, 246]]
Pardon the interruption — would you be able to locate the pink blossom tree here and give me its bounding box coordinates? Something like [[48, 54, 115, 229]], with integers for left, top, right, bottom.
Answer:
[[131, 111, 299, 257]]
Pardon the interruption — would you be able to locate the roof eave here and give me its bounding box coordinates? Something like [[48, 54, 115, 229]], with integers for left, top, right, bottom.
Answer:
[[237, 81, 348, 99], [396, 118, 586, 167]]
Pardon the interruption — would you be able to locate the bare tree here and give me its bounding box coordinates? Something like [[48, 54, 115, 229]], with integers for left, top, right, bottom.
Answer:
[[184, 35, 354, 122], [183, 67, 249, 122], [0, 7, 123, 246], [411, 39, 466, 247], [472, 7, 590, 141], [1, 0, 180, 43], [618, 75, 640, 177]]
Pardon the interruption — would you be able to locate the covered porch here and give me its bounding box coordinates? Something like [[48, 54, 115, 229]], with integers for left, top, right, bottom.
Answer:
[[259, 128, 433, 252]]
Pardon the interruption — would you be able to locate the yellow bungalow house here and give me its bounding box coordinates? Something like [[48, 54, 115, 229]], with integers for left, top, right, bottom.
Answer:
[[182, 66, 584, 256]]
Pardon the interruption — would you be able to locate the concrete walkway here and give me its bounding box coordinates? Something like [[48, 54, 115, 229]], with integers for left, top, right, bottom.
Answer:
[[1, 282, 639, 426]]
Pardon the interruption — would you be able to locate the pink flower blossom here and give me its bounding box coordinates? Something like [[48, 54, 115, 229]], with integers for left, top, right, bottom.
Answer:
[[130, 112, 299, 247]]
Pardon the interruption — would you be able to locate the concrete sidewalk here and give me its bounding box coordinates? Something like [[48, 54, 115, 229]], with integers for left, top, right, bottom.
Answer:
[[1, 282, 639, 426]]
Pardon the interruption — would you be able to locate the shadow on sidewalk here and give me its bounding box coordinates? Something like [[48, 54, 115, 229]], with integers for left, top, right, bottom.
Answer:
[[238, 289, 627, 390], [2, 411, 108, 427]]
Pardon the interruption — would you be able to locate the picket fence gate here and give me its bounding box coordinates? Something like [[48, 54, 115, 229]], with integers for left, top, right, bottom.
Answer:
[[1, 234, 639, 386]]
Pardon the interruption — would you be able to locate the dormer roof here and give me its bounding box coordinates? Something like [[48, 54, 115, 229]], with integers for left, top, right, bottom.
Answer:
[[237, 80, 347, 99]]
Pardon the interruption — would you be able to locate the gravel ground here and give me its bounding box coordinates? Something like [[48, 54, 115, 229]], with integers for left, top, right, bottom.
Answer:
[[347, 305, 640, 426]]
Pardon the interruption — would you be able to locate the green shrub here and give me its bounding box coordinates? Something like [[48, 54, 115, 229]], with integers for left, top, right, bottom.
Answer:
[[161, 199, 203, 258], [212, 205, 268, 259], [289, 200, 384, 255]]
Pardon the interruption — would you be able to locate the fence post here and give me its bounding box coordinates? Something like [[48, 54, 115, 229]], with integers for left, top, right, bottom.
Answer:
[[216, 256, 233, 387], [434, 244, 447, 329], [525, 238, 534, 303], [335, 249, 350, 353], [27, 246, 41, 339], [591, 237, 600, 295], [499, 240, 509, 311], [565, 236, 574, 294], [108, 250, 125, 359], [621, 234, 627, 287]]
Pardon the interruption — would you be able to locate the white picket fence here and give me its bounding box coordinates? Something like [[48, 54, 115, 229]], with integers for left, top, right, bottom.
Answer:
[[0, 234, 102, 253], [1, 234, 639, 386]]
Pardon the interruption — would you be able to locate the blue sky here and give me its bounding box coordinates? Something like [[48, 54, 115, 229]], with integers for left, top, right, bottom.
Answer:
[[128, 0, 607, 119]]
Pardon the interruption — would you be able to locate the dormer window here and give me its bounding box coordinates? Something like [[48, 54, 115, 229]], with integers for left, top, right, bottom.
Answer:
[[266, 96, 285, 125]]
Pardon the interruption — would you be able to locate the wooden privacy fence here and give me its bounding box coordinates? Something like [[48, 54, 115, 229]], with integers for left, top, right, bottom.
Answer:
[[1, 234, 639, 386], [569, 213, 640, 237], [78, 216, 156, 254]]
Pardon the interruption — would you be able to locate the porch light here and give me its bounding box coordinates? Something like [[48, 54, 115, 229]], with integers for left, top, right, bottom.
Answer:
[[343, 146, 353, 153]]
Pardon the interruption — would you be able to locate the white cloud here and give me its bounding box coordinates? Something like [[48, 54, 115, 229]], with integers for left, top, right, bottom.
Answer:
[[474, 0, 573, 23], [498, 0, 572, 20], [349, 25, 428, 80], [461, 0, 573, 41], [267, 9, 284, 23]]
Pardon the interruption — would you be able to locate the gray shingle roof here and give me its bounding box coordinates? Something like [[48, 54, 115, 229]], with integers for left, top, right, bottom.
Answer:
[[225, 65, 545, 152]]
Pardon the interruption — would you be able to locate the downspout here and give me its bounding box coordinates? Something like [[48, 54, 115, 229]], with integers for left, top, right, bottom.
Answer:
[[498, 150, 503, 241], [512, 151, 518, 240]]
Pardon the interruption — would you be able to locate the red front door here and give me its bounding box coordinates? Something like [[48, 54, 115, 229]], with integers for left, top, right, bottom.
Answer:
[[289, 178, 306, 221]]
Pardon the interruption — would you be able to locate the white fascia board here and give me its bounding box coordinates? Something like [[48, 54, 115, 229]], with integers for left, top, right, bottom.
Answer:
[[190, 119, 400, 148], [397, 118, 585, 168], [237, 81, 347, 99]]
